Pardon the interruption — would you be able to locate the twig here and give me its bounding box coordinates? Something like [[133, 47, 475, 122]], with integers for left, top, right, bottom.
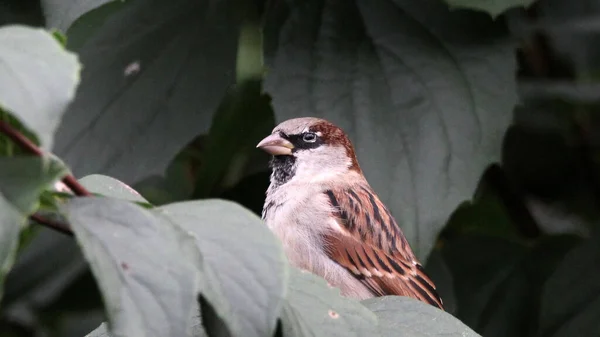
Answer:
[[0, 120, 90, 235], [30, 213, 73, 236], [0, 120, 91, 197]]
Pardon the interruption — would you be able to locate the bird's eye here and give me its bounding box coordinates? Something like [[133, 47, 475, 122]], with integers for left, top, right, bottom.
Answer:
[[302, 132, 317, 143]]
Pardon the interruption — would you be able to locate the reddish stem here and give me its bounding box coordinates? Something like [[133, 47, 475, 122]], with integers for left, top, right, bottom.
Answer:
[[0, 120, 91, 197], [30, 213, 73, 236]]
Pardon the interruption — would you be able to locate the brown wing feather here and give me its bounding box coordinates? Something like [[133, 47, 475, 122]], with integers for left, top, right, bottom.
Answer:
[[323, 186, 444, 309]]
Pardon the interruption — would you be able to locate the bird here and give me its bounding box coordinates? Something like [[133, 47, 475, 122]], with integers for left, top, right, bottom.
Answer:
[[256, 117, 444, 309]]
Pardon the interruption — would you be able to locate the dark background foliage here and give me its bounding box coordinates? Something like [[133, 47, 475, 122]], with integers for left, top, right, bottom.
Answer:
[[1, 0, 600, 336]]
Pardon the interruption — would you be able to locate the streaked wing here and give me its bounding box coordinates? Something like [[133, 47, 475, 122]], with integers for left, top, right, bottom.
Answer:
[[322, 185, 444, 309]]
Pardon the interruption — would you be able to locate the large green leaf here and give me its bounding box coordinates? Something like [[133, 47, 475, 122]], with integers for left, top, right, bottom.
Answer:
[[0, 25, 80, 150], [61, 197, 199, 337], [79, 174, 148, 202], [85, 309, 208, 337], [264, 0, 516, 259], [280, 268, 378, 337], [537, 232, 600, 337], [362, 296, 480, 337], [54, 0, 243, 184], [158, 199, 287, 337], [41, 0, 120, 32], [0, 156, 68, 300]]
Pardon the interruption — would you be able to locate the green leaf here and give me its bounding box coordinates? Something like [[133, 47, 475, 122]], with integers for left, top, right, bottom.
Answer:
[[158, 199, 287, 337], [441, 195, 523, 242], [0, 156, 68, 300], [191, 19, 273, 198], [65, 0, 131, 50], [0, 198, 24, 302], [86, 322, 110, 337], [443, 0, 536, 18], [280, 268, 378, 337], [54, 0, 244, 184], [85, 312, 208, 337], [441, 235, 580, 337], [61, 197, 199, 337], [362, 296, 480, 337], [423, 249, 457, 313], [538, 232, 600, 337], [192, 82, 274, 198], [42, 0, 123, 33], [79, 174, 148, 203], [264, 0, 516, 259], [0, 25, 80, 150]]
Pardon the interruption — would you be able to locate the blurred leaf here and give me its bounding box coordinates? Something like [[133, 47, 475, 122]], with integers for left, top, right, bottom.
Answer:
[[198, 295, 232, 337], [193, 20, 274, 198], [0, 156, 68, 300], [2, 228, 86, 308], [441, 236, 528, 334], [0, 0, 45, 26], [192, 81, 274, 198], [0, 25, 80, 150], [441, 195, 522, 242], [279, 268, 378, 337], [0, 109, 41, 155], [537, 231, 600, 337], [66, 0, 131, 50], [61, 197, 199, 337], [158, 199, 287, 337], [86, 322, 110, 337], [134, 135, 205, 205], [54, 0, 244, 184], [219, 170, 270, 216], [423, 249, 457, 314], [79, 174, 148, 203], [441, 234, 580, 337], [85, 311, 208, 337], [443, 0, 536, 18], [41, 0, 121, 33], [264, 0, 517, 259], [16, 224, 40, 255], [362, 296, 480, 337]]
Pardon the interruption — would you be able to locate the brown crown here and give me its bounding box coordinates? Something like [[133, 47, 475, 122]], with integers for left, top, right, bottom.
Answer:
[[310, 120, 362, 173]]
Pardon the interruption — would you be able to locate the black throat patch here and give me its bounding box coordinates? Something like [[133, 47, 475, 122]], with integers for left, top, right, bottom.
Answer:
[[269, 155, 296, 188]]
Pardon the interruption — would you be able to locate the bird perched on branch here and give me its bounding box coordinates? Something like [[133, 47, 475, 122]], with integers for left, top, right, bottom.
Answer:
[[257, 117, 444, 309]]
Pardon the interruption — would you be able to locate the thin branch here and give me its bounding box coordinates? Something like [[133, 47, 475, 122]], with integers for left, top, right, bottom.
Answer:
[[30, 213, 73, 236], [0, 120, 91, 197], [0, 120, 43, 155]]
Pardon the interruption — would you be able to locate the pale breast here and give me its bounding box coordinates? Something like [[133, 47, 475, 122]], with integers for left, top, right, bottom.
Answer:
[[263, 183, 330, 270], [262, 181, 374, 299]]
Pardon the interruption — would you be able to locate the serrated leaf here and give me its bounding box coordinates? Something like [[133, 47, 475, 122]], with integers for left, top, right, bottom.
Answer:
[[362, 296, 480, 337], [264, 0, 516, 259], [280, 268, 378, 337], [158, 199, 287, 337], [61, 197, 199, 337], [79, 174, 148, 203], [54, 0, 244, 184], [0, 156, 68, 300], [0, 25, 80, 150]]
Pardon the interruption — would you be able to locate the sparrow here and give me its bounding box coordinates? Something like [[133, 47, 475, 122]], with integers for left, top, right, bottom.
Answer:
[[257, 117, 444, 309]]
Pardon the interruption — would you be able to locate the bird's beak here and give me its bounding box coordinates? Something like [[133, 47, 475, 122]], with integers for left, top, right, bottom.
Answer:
[[256, 133, 294, 156]]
